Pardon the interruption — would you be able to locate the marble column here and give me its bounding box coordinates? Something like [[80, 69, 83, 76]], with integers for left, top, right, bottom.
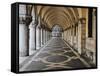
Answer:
[[47, 31, 49, 41], [29, 21, 36, 55], [69, 29, 71, 43], [36, 26, 41, 49], [92, 9, 96, 64], [71, 26, 74, 46], [19, 24, 28, 56], [43, 29, 46, 44], [41, 28, 43, 46], [76, 26, 78, 49], [49, 31, 51, 39], [42, 29, 44, 45], [45, 30, 47, 42], [78, 18, 86, 55], [62, 32, 64, 39], [48, 31, 50, 40]]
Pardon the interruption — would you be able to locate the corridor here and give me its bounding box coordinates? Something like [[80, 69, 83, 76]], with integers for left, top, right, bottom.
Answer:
[[19, 4, 97, 72], [20, 37, 90, 71]]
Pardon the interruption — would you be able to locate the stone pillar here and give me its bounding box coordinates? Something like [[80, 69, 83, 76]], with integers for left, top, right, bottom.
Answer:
[[48, 31, 51, 40], [78, 18, 86, 55], [19, 24, 28, 56], [47, 31, 49, 41], [76, 26, 78, 49], [36, 26, 41, 49], [69, 29, 71, 43], [65, 31, 67, 40], [49, 31, 51, 39], [42, 29, 44, 45], [46, 31, 48, 41], [44, 30, 46, 44], [67, 30, 68, 41], [71, 26, 74, 46], [45, 30, 47, 42], [62, 32, 64, 39], [92, 9, 96, 64], [19, 4, 29, 56], [47, 31, 50, 41], [43, 29, 45, 45], [48, 31, 50, 41], [29, 21, 36, 55], [41, 28, 43, 46], [67, 29, 69, 42]]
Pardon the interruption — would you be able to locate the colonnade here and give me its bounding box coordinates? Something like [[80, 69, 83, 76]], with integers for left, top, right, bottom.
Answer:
[[19, 5, 52, 57], [63, 8, 96, 64], [19, 19, 51, 56], [19, 5, 96, 64], [19, 17, 51, 56]]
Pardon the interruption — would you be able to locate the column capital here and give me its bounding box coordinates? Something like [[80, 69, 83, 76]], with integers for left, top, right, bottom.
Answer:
[[29, 21, 37, 29], [37, 25, 41, 29], [19, 16, 26, 24], [78, 18, 86, 24]]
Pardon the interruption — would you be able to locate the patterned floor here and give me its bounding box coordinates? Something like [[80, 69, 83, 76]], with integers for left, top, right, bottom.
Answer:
[[20, 37, 91, 71]]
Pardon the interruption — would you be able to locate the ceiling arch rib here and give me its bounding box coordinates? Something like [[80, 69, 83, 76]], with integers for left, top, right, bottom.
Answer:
[[73, 8, 79, 22], [38, 6, 74, 22], [36, 5, 43, 14], [45, 11, 71, 27], [36, 5, 79, 30], [47, 16, 69, 29], [64, 8, 75, 25], [40, 7, 74, 25], [70, 8, 79, 23], [48, 17, 68, 27], [46, 14, 70, 29], [43, 9, 71, 24]]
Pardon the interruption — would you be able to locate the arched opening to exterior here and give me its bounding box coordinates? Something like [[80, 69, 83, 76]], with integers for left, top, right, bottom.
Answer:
[[52, 25, 63, 37]]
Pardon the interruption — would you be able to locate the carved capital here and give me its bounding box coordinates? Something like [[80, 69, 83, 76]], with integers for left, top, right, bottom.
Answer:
[[19, 16, 26, 24], [78, 18, 86, 24], [29, 21, 36, 29]]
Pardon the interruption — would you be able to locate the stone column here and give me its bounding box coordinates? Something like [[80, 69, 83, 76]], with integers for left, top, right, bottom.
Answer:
[[45, 30, 47, 43], [76, 26, 78, 49], [42, 29, 44, 45], [46, 30, 48, 41], [19, 24, 28, 56], [78, 18, 86, 55], [41, 28, 43, 46], [49, 31, 51, 39], [66, 30, 68, 41], [47, 31, 49, 41], [44, 30, 47, 43], [19, 5, 29, 57], [92, 9, 96, 64], [69, 29, 71, 43], [62, 32, 64, 39], [67, 29, 69, 42], [36, 26, 41, 49], [43, 29, 45, 45], [29, 20, 36, 55], [71, 26, 74, 46], [48, 31, 51, 40]]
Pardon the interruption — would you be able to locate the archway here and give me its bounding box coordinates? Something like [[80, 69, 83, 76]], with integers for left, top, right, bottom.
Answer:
[[51, 25, 63, 37]]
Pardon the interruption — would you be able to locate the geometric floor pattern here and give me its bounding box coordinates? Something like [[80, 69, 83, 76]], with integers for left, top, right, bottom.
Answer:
[[20, 37, 91, 71]]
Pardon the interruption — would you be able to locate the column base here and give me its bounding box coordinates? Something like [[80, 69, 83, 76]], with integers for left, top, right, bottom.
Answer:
[[36, 46, 41, 50], [29, 50, 37, 55], [19, 51, 29, 57]]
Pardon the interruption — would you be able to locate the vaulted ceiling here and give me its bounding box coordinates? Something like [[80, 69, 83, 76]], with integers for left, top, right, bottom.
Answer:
[[26, 5, 81, 31], [35, 5, 79, 30]]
